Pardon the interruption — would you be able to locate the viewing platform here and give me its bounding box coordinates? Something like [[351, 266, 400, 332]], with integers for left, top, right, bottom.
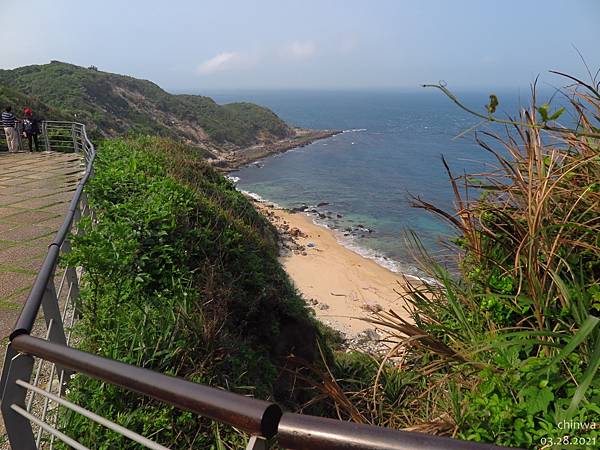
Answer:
[[0, 152, 82, 339]]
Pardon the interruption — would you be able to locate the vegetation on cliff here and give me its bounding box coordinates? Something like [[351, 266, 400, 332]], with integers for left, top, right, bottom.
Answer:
[[0, 84, 70, 122], [0, 61, 292, 148], [61, 136, 323, 448]]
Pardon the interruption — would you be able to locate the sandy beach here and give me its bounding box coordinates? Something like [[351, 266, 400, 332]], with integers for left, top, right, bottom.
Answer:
[[256, 202, 413, 340]]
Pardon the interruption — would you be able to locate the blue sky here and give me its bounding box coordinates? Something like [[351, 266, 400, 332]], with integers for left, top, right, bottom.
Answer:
[[1, 0, 599, 91]]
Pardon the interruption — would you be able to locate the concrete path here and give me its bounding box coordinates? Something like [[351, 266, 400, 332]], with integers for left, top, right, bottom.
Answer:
[[0, 151, 82, 447], [0, 152, 82, 342]]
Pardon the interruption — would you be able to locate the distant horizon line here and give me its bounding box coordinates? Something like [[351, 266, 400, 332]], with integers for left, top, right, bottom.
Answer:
[[168, 85, 557, 95]]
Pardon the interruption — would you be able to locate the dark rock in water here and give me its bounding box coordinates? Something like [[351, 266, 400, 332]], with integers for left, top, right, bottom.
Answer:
[[336, 214, 343, 218], [317, 202, 329, 207], [309, 209, 319, 214], [354, 224, 374, 234], [318, 213, 326, 219], [343, 233, 350, 236], [344, 227, 352, 232], [291, 204, 308, 212]]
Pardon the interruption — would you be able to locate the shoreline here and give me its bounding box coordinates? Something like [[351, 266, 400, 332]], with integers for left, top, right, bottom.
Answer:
[[217, 127, 340, 170], [252, 199, 413, 344]]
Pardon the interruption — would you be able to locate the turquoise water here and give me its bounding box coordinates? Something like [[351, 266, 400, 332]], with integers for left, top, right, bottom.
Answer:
[[206, 89, 523, 275]]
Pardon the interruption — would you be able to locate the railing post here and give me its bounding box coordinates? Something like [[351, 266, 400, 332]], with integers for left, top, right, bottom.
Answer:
[[61, 239, 82, 319], [1, 351, 37, 450], [43, 121, 51, 152], [73, 202, 82, 227], [0, 344, 19, 401], [81, 191, 89, 215], [41, 274, 73, 385], [16, 122, 24, 152], [246, 436, 268, 450], [73, 126, 79, 153], [71, 123, 76, 153], [41, 279, 67, 348]]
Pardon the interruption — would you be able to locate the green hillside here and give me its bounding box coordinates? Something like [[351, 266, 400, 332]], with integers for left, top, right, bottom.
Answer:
[[0, 61, 292, 147], [0, 84, 70, 122]]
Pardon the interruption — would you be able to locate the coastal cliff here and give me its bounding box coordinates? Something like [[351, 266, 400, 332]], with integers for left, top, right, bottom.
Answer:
[[0, 61, 337, 168]]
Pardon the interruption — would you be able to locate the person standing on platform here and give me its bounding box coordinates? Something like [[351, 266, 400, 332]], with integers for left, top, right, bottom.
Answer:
[[22, 108, 41, 152], [2, 106, 19, 152]]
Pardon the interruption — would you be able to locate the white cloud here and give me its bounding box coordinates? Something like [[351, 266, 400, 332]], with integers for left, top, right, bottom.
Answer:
[[284, 41, 317, 61], [196, 43, 318, 77], [196, 52, 239, 75]]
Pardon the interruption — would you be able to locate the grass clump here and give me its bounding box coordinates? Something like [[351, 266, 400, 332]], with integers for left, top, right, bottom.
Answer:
[[61, 136, 319, 448], [392, 76, 600, 448]]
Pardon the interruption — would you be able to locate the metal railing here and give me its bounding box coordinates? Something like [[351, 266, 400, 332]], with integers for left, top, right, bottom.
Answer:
[[0, 120, 91, 154], [0, 122, 516, 449]]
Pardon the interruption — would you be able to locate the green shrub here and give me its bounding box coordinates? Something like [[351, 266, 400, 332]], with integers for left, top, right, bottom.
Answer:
[[61, 136, 319, 448]]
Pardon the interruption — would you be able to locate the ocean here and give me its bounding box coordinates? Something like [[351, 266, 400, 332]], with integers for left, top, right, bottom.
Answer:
[[205, 89, 526, 277]]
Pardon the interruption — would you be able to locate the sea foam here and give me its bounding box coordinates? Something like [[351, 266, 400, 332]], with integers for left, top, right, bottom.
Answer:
[[239, 190, 283, 209]]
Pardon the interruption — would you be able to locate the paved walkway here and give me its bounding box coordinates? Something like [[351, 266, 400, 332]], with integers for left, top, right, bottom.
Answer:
[[0, 152, 82, 342]]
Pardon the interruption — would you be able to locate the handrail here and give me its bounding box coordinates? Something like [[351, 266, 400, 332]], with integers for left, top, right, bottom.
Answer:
[[11, 334, 282, 439], [10, 245, 61, 339], [0, 121, 518, 450], [276, 413, 515, 450]]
